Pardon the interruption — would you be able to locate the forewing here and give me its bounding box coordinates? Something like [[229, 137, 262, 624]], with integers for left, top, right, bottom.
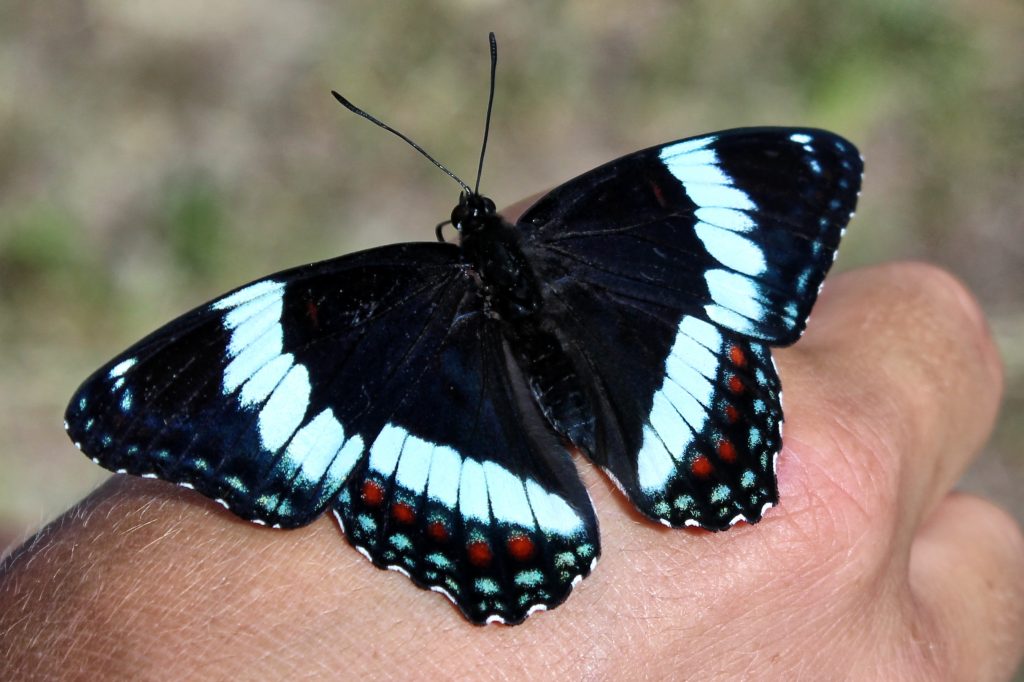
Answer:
[[519, 127, 862, 345], [65, 243, 465, 528]]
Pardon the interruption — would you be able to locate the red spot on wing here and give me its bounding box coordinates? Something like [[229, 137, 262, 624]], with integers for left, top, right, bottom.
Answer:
[[717, 439, 737, 463], [361, 480, 384, 506], [691, 455, 713, 477], [727, 375, 744, 394], [306, 299, 320, 328], [391, 502, 415, 524], [649, 179, 668, 207], [427, 521, 449, 542], [506, 534, 536, 561], [729, 344, 746, 367], [724, 404, 740, 423], [467, 540, 493, 567]]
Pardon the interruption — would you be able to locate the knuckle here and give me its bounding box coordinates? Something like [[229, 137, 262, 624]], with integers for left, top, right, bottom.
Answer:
[[895, 263, 1002, 390], [864, 263, 1003, 435], [923, 497, 1024, 680], [977, 500, 1024, 571], [905, 263, 977, 326]]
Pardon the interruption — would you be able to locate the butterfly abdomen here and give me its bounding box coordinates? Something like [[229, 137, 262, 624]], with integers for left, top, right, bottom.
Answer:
[[504, 320, 596, 455]]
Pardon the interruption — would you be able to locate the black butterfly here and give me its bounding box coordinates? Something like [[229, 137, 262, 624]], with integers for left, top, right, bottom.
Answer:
[[64, 35, 862, 625]]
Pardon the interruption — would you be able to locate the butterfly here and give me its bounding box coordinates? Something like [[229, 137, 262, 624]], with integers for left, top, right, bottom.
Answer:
[[64, 34, 862, 625]]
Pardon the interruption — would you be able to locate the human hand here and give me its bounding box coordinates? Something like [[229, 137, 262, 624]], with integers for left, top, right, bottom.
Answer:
[[2, 210, 1022, 679]]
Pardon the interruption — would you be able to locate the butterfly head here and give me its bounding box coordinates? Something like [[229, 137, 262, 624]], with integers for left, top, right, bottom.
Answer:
[[451, 192, 497, 235]]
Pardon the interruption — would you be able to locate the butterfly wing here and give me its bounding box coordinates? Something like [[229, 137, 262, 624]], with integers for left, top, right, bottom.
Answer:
[[520, 127, 860, 344], [518, 128, 860, 528], [331, 306, 598, 625], [535, 286, 782, 530], [65, 243, 598, 623], [66, 244, 466, 527]]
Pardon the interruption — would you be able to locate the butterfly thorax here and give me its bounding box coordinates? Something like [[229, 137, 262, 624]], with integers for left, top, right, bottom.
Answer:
[[455, 193, 544, 321]]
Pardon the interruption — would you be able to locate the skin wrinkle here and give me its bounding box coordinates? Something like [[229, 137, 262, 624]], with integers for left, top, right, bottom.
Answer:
[[794, 422, 908, 584], [778, 375, 899, 540], [826, 409, 899, 526], [790, 458, 872, 558], [786, 360, 946, 573], [902, 591, 947, 680], [688, 588, 844, 680], [649, 516, 849, 676], [572, 605, 617, 671], [762, 464, 878, 597], [775, 458, 857, 551], [834, 594, 906, 678], [745, 608, 844, 678], [794, 360, 906, 515], [551, 566, 640, 677], [779, 536, 882, 636]]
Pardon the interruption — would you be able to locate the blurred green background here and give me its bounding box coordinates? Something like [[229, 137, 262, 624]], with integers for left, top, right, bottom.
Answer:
[[1, 0, 1022, 560]]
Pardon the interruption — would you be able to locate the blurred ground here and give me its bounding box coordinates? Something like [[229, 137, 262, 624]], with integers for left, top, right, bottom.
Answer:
[[0, 0, 1022, 567]]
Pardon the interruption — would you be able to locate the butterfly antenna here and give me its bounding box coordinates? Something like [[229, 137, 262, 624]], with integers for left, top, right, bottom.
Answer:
[[331, 90, 472, 195], [473, 32, 498, 195]]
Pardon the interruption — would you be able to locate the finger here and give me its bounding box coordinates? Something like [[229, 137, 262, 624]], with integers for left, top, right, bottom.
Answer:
[[500, 194, 543, 222], [777, 263, 1003, 537], [909, 493, 1024, 681]]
